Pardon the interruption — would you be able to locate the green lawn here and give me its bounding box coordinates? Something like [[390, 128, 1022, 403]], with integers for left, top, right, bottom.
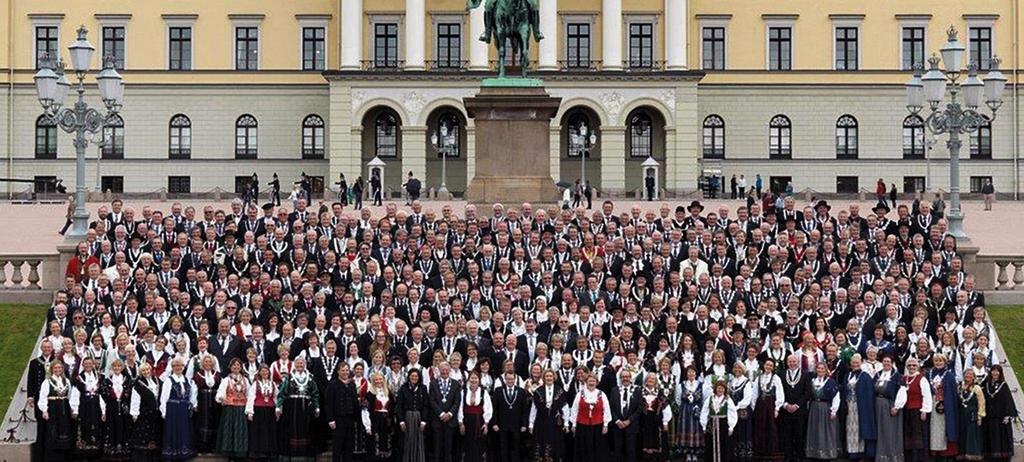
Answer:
[[988, 305, 1024, 383], [0, 304, 47, 408]]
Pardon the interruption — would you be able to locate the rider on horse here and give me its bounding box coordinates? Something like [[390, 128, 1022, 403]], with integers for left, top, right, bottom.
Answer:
[[467, 0, 543, 44]]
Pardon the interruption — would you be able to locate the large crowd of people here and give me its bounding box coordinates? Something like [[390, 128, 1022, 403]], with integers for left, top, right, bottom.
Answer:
[[27, 194, 1018, 462]]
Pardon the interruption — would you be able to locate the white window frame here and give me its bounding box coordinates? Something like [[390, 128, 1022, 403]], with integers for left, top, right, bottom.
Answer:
[[163, 14, 197, 71], [430, 13, 467, 68], [29, 14, 63, 69], [697, 15, 731, 71], [559, 13, 597, 65], [623, 13, 661, 66], [964, 14, 998, 70], [230, 14, 265, 71], [368, 14, 405, 66], [95, 14, 131, 69], [896, 15, 930, 71], [297, 14, 331, 71], [829, 15, 862, 71], [763, 15, 797, 71]]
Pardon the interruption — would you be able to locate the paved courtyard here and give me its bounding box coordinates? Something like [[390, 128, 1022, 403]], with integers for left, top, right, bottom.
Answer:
[[0, 197, 1021, 256]]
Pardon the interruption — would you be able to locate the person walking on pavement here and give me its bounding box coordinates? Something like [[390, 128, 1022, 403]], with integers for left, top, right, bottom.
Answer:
[[268, 173, 281, 206], [403, 171, 421, 205], [982, 178, 995, 210], [58, 195, 74, 235], [353, 176, 365, 209], [335, 173, 348, 207], [737, 174, 747, 198]]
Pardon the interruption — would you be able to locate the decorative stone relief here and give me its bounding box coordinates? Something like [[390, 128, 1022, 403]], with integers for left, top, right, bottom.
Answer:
[[600, 91, 625, 125]]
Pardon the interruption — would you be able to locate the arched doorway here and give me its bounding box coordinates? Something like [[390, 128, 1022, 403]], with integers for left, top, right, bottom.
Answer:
[[361, 107, 402, 193], [623, 106, 666, 193], [559, 107, 602, 191], [424, 106, 468, 195]]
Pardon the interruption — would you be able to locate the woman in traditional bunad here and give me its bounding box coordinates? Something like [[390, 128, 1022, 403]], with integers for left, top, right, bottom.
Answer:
[[927, 353, 959, 461], [396, 368, 429, 462], [101, 359, 132, 461], [676, 366, 705, 462], [873, 356, 907, 462], [215, 358, 250, 460], [804, 362, 841, 460], [843, 354, 877, 462], [638, 373, 673, 462], [270, 343, 293, 384], [71, 356, 106, 460], [751, 358, 785, 462], [528, 369, 565, 462], [699, 379, 737, 462], [461, 370, 495, 462], [727, 362, 754, 461], [246, 364, 278, 461], [957, 368, 986, 461], [567, 374, 612, 462], [192, 354, 221, 454], [38, 360, 75, 461], [128, 363, 162, 462], [276, 356, 321, 461], [159, 356, 197, 460], [902, 357, 933, 462], [982, 364, 1017, 462], [363, 371, 396, 461]]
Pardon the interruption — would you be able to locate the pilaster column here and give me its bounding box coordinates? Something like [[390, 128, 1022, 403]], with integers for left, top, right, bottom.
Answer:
[[600, 126, 626, 193], [538, 0, 558, 70], [404, 0, 426, 70], [469, 7, 489, 70], [466, 126, 477, 182], [328, 83, 358, 179], [340, 0, 364, 69], [549, 126, 561, 181], [402, 126, 428, 182], [601, 0, 623, 70], [665, 0, 687, 70]]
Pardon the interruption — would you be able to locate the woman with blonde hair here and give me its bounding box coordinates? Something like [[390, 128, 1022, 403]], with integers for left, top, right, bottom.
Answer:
[[364, 370, 396, 460]]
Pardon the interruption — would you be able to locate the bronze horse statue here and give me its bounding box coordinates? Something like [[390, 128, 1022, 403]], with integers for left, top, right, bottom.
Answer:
[[468, 0, 535, 78]]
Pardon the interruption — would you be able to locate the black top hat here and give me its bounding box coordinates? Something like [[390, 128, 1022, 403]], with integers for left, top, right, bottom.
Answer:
[[872, 203, 891, 214], [687, 201, 705, 212], [814, 200, 831, 211]]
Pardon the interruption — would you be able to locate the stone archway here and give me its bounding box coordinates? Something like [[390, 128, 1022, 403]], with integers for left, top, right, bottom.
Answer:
[[623, 106, 666, 193], [423, 106, 469, 195], [558, 106, 602, 192], [361, 106, 403, 192]]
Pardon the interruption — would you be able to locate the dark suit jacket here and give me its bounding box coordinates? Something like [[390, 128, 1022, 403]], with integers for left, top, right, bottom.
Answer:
[[209, 335, 242, 371], [493, 349, 530, 379], [491, 385, 530, 431], [608, 386, 643, 433], [428, 379, 463, 427]]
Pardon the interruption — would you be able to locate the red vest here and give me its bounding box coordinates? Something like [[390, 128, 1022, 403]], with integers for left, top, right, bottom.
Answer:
[[577, 394, 605, 426], [905, 374, 923, 410]]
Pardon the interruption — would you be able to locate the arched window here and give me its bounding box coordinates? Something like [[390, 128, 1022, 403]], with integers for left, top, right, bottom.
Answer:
[[902, 115, 925, 159], [768, 114, 791, 159], [567, 113, 591, 158], [435, 112, 461, 158], [169, 114, 191, 159], [375, 112, 398, 158], [235, 114, 258, 159], [102, 115, 125, 159], [302, 114, 325, 159], [702, 115, 725, 159], [969, 116, 992, 159], [35, 115, 57, 159], [629, 112, 653, 158], [835, 114, 858, 159]]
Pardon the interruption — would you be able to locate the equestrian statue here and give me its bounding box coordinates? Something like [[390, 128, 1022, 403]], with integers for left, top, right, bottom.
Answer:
[[466, 0, 543, 79]]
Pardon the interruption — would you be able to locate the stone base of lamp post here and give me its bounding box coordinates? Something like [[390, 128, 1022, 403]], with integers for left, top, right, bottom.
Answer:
[[463, 86, 561, 205]]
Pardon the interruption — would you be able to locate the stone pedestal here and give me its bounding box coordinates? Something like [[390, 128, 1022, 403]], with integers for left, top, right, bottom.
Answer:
[[464, 85, 561, 205]]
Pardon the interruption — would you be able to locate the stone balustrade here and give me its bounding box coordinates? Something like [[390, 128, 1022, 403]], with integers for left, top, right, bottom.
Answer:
[[0, 254, 61, 304], [974, 254, 1024, 291]]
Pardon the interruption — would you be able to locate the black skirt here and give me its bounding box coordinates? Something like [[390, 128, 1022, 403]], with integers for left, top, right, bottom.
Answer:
[[193, 388, 219, 453], [75, 393, 104, 458], [248, 406, 278, 459], [574, 424, 607, 462]]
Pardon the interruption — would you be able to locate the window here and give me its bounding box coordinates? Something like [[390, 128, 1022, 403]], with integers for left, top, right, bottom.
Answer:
[[902, 27, 925, 70], [102, 27, 126, 69], [34, 176, 58, 194], [235, 114, 258, 159], [702, 27, 725, 70], [903, 176, 925, 194], [35, 26, 58, 69], [169, 114, 191, 159], [435, 23, 462, 69], [168, 176, 191, 194], [565, 23, 591, 68], [969, 176, 992, 193], [375, 112, 399, 157], [101, 176, 124, 194], [835, 115, 858, 159], [234, 176, 251, 195], [629, 113, 653, 158], [302, 27, 326, 70], [902, 115, 926, 159], [35, 115, 57, 159], [169, 27, 192, 70], [835, 27, 858, 70], [702, 115, 725, 159], [435, 113, 461, 158], [235, 27, 259, 70], [302, 114, 326, 159], [969, 27, 992, 70], [566, 113, 591, 158], [768, 115, 791, 158], [768, 27, 791, 70], [969, 116, 992, 159], [628, 23, 654, 69], [102, 115, 125, 159], [836, 176, 859, 194], [374, 23, 400, 68]]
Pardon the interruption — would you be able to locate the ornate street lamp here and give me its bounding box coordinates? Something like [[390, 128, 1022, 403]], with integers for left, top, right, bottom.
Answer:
[[577, 121, 598, 186], [34, 26, 123, 240], [430, 120, 455, 196], [905, 26, 1004, 241]]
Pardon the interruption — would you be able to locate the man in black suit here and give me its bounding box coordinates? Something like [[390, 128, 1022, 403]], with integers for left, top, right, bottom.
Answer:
[[324, 365, 359, 462], [779, 354, 811, 462], [428, 363, 462, 462], [209, 318, 242, 371], [608, 369, 642, 462], [491, 371, 530, 462], [494, 334, 530, 379]]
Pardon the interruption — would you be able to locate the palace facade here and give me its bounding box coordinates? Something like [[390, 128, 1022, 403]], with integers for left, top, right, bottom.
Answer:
[[0, 0, 1021, 197]]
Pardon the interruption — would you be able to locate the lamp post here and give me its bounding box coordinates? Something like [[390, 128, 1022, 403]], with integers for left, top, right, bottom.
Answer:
[[577, 121, 598, 186], [34, 26, 123, 241], [905, 25, 1005, 241], [430, 120, 454, 196]]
